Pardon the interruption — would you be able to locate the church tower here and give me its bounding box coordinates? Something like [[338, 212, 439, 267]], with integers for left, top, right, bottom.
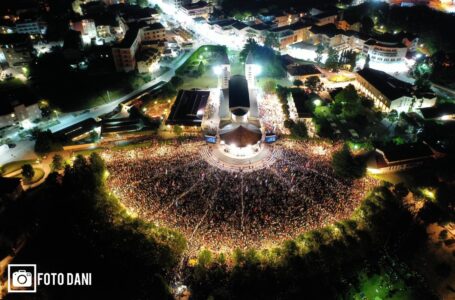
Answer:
[[245, 51, 257, 89], [217, 53, 231, 89]]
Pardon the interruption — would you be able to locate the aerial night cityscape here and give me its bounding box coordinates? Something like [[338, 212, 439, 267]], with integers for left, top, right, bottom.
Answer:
[[0, 0, 454, 299]]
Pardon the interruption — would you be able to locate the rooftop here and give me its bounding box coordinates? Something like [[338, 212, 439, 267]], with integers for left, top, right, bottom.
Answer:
[[419, 103, 455, 119], [182, 1, 209, 10], [312, 10, 338, 20], [219, 124, 262, 147], [228, 75, 250, 115], [144, 22, 165, 30], [378, 142, 433, 163], [356, 68, 413, 101], [53, 118, 99, 141], [166, 90, 209, 126], [114, 26, 140, 48], [309, 23, 342, 37]]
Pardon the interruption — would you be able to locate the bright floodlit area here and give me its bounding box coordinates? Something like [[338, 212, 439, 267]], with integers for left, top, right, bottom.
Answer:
[[104, 139, 376, 253]]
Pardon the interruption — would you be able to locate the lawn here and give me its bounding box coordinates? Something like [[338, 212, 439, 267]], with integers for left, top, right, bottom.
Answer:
[[176, 45, 227, 76], [1, 160, 36, 176], [180, 72, 217, 90]]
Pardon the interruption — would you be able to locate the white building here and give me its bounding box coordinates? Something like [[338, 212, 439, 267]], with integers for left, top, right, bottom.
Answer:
[[362, 39, 408, 65], [15, 18, 47, 35], [355, 68, 436, 113], [0, 101, 41, 127]]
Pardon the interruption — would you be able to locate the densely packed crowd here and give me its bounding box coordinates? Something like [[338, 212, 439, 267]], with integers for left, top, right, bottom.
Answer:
[[103, 139, 376, 253], [258, 93, 288, 135]]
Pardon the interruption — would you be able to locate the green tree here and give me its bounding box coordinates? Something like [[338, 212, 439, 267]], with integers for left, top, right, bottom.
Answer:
[[51, 154, 64, 171], [334, 84, 362, 119], [293, 79, 303, 87], [240, 38, 258, 62], [173, 125, 183, 135], [315, 43, 325, 64], [159, 83, 177, 100], [198, 249, 213, 267], [34, 130, 58, 154], [197, 61, 205, 76], [170, 76, 184, 88], [360, 16, 374, 34], [412, 61, 432, 92], [325, 47, 340, 71], [22, 164, 35, 181], [264, 32, 280, 49], [290, 121, 308, 138], [305, 76, 322, 91], [331, 144, 366, 179], [263, 79, 277, 94]]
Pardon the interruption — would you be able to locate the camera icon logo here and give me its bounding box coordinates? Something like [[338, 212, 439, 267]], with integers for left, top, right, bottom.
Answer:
[[8, 264, 37, 293]]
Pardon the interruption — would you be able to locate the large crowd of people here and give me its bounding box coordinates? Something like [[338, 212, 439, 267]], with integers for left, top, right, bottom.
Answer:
[[103, 139, 376, 254], [258, 93, 288, 135]]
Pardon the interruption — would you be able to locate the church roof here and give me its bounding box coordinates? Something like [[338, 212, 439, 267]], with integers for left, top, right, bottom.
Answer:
[[220, 124, 262, 147], [228, 75, 250, 115]]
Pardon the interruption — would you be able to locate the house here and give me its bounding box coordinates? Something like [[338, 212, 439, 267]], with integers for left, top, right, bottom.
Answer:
[[272, 10, 303, 28], [269, 22, 312, 49], [163, 0, 191, 9], [312, 10, 338, 26], [112, 21, 166, 72], [0, 33, 33, 70], [337, 15, 361, 32], [418, 103, 455, 121], [179, 1, 212, 20], [355, 68, 436, 112], [309, 24, 347, 50], [0, 89, 41, 127], [367, 142, 434, 174], [15, 17, 47, 35], [362, 38, 408, 65], [142, 22, 166, 41], [136, 48, 160, 73], [287, 64, 322, 82], [112, 26, 142, 72]]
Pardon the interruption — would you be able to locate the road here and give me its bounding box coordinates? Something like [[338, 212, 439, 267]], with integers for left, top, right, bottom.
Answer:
[[0, 48, 196, 166]]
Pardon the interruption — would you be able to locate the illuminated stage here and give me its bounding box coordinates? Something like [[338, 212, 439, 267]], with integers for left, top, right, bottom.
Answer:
[[200, 143, 278, 172]]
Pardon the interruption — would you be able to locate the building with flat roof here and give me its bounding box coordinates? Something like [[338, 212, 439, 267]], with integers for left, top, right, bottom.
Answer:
[[419, 103, 455, 121], [111, 22, 165, 72], [367, 142, 434, 174], [180, 1, 212, 19], [53, 118, 100, 142], [0, 88, 41, 127], [166, 90, 209, 126], [362, 38, 407, 65], [287, 64, 321, 82]]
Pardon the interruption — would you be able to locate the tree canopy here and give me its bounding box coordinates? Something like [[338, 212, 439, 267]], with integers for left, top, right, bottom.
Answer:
[[331, 144, 366, 179]]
